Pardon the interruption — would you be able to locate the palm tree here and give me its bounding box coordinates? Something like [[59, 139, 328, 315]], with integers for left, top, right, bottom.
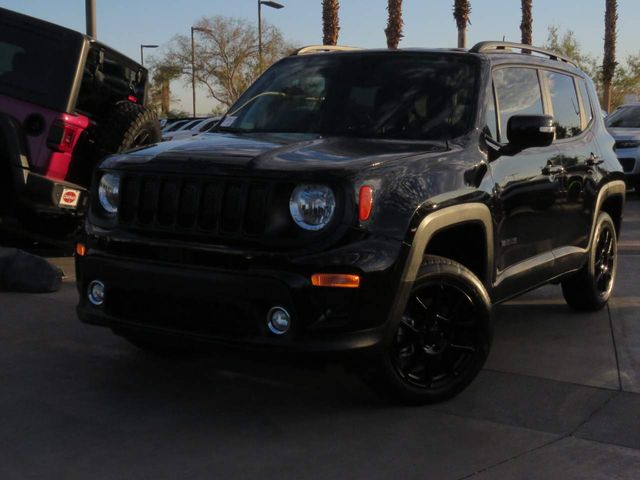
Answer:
[[602, 0, 618, 111], [385, 0, 403, 50], [520, 0, 533, 45], [322, 0, 340, 45], [453, 0, 471, 48]]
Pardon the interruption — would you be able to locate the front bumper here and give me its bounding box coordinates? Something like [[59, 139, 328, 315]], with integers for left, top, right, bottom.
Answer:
[[614, 147, 640, 185], [76, 241, 403, 353]]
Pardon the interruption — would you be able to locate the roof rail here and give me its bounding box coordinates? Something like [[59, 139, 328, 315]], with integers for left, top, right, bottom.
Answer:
[[470, 41, 577, 68], [291, 45, 362, 56]]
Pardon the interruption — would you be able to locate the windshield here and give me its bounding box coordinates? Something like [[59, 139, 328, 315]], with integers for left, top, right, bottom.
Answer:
[[219, 52, 479, 140], [606, 106, 640, 128]]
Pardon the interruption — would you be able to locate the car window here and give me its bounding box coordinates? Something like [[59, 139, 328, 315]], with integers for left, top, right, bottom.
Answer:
[[577, 78, 593, 126], [224, 53, 479, 141], [76, 46, 147, 118], [180, 120, 200, 131], [606, 106, 640, 128], [198, 119, 217, 132], [544, 71, 582, 139], [0, 21, 81, 111], [484, 84, 498, 140], [493, 67, 543, 143], [166, 120, 188, 132]]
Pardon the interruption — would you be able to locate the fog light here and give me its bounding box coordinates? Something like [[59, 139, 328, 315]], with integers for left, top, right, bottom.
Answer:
[[87, 280, 105, 306], [267, 306, 291, 335]]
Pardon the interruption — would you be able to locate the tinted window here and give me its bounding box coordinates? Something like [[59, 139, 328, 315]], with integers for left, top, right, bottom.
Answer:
[[545, 71, 581, 139], [198, 119, 217, 132], [494, 68, 543, 142], [222, 53, 479, 141], [484, 84, 498, 140], [0, 19, 82, 111], [166, 120, 189, 132], [578, 79, 593, 125], [76, 47, 147, 118], [606, 106, 640, 128]]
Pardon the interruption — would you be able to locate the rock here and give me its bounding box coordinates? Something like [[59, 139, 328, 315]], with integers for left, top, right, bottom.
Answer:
[[0, 248, 63, 293]]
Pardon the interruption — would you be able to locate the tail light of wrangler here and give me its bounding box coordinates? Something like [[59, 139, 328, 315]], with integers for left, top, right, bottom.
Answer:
[[46, 113, 90, 153]]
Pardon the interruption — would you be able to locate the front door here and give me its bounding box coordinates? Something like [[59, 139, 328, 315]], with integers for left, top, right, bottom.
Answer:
[[486, 66, 568, 299]]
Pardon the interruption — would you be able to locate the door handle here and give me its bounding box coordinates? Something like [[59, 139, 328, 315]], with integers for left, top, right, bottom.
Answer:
[[586, 153, 603, 167]]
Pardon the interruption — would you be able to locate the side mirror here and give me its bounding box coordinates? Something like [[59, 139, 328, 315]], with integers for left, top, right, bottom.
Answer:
[[507, 115, 555, 149]]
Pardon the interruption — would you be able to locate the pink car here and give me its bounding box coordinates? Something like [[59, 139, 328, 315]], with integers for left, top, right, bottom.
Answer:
[[0, 7, 160, 237]]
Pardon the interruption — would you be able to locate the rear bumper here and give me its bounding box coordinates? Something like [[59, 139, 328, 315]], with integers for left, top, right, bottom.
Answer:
[[15, 168, 87, 216], [76, 250, 398, 353]]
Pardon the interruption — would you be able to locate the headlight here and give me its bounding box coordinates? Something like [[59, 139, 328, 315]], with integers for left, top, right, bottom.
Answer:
[[98, 173, 120, 214], [289, 184, 336, 231]]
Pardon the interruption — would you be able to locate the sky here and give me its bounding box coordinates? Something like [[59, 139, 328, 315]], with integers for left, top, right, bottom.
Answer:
[[3, 0, 640, 115]]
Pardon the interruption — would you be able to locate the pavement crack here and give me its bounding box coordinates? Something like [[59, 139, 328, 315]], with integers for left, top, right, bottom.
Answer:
[[456, 392, 621, 479], [455, 434, 568, 480], [606, 302, 623, 391]]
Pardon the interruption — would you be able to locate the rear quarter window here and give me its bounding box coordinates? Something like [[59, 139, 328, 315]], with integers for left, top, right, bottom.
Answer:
[[0, 17, 82, 111]]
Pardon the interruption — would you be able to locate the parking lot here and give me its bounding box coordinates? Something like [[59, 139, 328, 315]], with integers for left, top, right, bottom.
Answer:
[[0, 198, 638, 480]]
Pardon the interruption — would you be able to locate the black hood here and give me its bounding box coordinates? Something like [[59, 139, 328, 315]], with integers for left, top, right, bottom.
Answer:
[[100, 132, 449, 176]]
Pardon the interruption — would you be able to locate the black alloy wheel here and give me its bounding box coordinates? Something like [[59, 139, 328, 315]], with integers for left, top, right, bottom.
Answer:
[[562, 212, 618, 311], [362, 255, 492, 404], [392, 283, 481, 390]]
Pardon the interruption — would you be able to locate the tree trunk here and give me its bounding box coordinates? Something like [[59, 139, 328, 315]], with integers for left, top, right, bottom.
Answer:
[[322, 0, 340, 45], [161, 79, 170, 115], [520, 0, 533, 45], [385, 0, 403, 49], [602, 0, 618, 111], [453, 0, 471, 49]]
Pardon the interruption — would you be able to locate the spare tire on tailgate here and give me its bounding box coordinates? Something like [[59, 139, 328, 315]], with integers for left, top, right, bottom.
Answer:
[[96, 101, 161, 154]]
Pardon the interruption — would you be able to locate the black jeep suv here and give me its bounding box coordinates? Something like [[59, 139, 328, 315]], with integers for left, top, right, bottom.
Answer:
[[76, 43, 625, 404], [0, 7, 160, 237]]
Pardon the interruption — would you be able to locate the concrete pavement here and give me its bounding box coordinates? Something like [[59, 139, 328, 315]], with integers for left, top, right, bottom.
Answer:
[[1, 199, 639, 479]]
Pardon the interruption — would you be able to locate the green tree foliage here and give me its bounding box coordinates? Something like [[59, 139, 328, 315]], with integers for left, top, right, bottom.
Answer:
[[158, 16, 293, 109], [543, 25, 640, 109], [148, 61, 181, 115]]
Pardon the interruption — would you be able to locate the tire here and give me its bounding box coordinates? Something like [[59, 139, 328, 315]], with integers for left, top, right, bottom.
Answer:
[[561, 212, 618, 311], [95, 101, 161, 155], [362, 255, 493, 405]]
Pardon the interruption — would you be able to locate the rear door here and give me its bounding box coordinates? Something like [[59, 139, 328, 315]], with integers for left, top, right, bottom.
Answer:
[[543, 70, 600, 259]]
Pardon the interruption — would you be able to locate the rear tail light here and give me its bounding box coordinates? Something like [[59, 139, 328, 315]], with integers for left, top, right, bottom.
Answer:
[[47, 114, 90, 153]]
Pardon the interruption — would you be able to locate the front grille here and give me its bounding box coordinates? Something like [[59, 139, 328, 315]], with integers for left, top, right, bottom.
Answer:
[[117, 173, 279, 242], [618, 158, 636, 173]]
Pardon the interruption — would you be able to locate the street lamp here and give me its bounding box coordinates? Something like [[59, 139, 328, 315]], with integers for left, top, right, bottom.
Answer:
[[258, 1, 284, 72], [191, 26, 212, 117], [139, 44, 158, 66]]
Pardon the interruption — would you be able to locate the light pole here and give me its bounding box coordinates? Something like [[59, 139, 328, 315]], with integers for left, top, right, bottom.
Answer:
[[140, 44, 158, 66], [258, 1, 284, 72], [85, 0, 96, 38]]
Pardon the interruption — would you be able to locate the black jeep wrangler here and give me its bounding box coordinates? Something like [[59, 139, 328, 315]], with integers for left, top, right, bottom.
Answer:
[[76, 43, 625, 404], [0, 7, 160, 237]]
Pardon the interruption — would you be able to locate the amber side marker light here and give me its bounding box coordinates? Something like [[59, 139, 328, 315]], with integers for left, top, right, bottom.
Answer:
[[359, 185, 373, 222], [75, 243, 87, 257], [311, 273, 360, 288]]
